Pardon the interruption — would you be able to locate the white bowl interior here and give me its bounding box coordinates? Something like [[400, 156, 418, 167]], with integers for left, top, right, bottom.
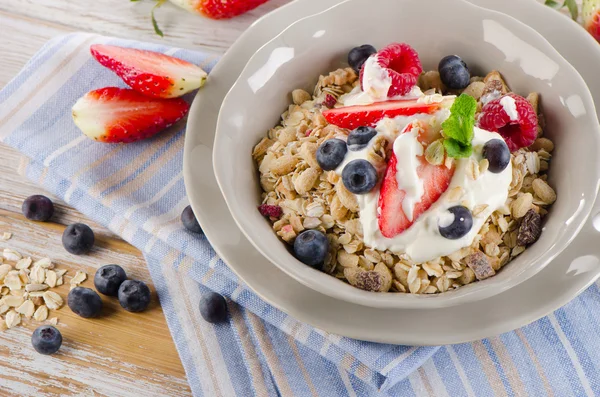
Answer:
[[214, 0, 600, 309]]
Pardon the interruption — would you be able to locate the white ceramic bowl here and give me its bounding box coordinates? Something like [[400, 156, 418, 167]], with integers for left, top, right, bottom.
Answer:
[[213, 0, 600, 309]]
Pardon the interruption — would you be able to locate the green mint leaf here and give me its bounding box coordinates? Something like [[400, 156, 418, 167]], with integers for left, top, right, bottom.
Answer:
[[544, 0, 563, 9], [441, 94, 477, 158], [443, 138, 473, 159], [565, 0, 579, 20]]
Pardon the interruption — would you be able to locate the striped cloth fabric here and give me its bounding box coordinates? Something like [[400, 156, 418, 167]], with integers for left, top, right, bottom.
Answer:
[[2, 33, 600, 396]]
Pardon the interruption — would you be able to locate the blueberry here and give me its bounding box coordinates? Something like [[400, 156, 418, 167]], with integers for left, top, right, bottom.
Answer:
[[438, 55, 470, 89], [347, 126, 377, 151], [199, 292, 228, 324], [342, 159, 378, 194], [68, 287, 103, 318], [316, 139, 347, 171], [22, 195, 54, 222], [94, 265, 127, 296], [293, 230, 329, 268], [482, 139, 511, 173], [118, 280, 151, 312], [181, 205, 203, 234], [439, 206, 473, 239], [31, 325, 62, 355], [348, 44, 377, 73], [62, 223, 95, 255]]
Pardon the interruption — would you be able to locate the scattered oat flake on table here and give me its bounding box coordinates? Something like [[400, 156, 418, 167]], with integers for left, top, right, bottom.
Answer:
[[33, 258, 53, 269], [45, 270, 57, 288], [47, 317, 58, 326], [33, 305, 48, 322], [4, 271, 22, 291], [5, 310, 21, 329], [15, 257, 32, 270], [0, 232, 12, 241], [16, 300, 35, 318], [42, 291, 63, 310], [3, 249, 22, 261], [70, 271, 87, 286]]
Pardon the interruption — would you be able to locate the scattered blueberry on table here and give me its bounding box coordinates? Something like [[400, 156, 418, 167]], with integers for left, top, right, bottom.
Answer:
[[118, 280, 151, 312], [199, 292, 228, 324], [31, 325, 62, 355], [68, 287, 103, 318], [316, 138, 347, 171], [62, 223, 95, 255], [348, 44, 377, 73], [483, 139, 511, 173], [342, 159, 378, 194], [439, 206, 473, 240], [181, 205, 203, 234], [22, 195, 54, 222], [438, 55, 470, 89], [94, 264, 127, 296], [293, 230, 329, 268]]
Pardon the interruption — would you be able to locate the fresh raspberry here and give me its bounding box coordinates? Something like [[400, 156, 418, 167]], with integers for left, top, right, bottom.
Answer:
[[322, 94, 337, 109], [360, 43, 422, 97], [477, 93, 538, 152], [258, 204, 283, 218]]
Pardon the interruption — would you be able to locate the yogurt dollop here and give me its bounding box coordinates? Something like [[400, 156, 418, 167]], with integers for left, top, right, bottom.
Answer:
[[334, 106, 512, 263]]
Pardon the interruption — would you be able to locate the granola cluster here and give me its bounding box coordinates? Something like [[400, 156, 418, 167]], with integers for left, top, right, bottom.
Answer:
[[252, 68, 556, 294]]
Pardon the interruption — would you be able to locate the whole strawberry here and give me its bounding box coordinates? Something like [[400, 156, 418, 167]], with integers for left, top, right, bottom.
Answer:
[[169, 0, 269, 19], [583, 0, 600, 42], [72, 87, 189, 143]]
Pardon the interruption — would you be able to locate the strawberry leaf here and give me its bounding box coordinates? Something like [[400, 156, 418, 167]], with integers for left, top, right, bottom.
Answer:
[[565, 0, 579, 20], [544, 0, 562, 9], [151, 0, 166, 37], [441, 94, 477, 158]]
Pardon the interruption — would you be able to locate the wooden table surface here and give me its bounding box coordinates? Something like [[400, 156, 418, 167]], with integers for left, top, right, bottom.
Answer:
[[0, 1, 289, 395]]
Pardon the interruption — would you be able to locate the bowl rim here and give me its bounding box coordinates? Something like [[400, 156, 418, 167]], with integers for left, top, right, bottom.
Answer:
[[213, 0, 600, 309]]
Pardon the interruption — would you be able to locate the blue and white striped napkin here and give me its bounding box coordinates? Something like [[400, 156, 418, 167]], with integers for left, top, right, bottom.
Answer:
[[3, 33, 600, 396]]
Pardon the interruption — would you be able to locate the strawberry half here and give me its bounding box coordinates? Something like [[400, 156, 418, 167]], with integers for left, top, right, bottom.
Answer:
[[90, 44, 207, 99], [72, 87, 189, 143], [169, 0, 269, 19], [378, 124, 455, 238], [322, 99, 442, 130], [583, 0, 600, 43]]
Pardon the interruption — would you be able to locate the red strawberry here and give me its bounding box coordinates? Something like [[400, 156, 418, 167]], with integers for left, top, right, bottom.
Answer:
[[477, 93, 537, 152], [322, 99, 443, 130], [169, 0, 269, 19], [583, 0, 600, 42], [72, 87, 189, 143], [378, 123, 455, 238], [360, 43, 423, 97], [90, 44, 207, 99]]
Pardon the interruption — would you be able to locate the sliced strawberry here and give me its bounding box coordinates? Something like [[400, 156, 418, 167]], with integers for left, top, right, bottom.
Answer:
[[322, 99, 441, 130], [378, 124, 455, 238], [583, 0, 600, 42], [90, 44, 207, 99], [72, 87, 189, 143], [169, 0, 269, 19]]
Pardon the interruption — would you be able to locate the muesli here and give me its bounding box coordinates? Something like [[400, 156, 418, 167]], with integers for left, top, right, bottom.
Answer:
[[253, 42, 555, 294]]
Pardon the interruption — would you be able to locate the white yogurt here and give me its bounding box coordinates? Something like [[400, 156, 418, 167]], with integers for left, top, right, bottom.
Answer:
[[392, 125, 424, 221], [500, 95, 519, 121], [360, 55, 392, 101], [357, 124, 512, 263]]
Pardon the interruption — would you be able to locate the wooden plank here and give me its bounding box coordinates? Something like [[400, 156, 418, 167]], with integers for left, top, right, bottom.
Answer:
[[0, 0, 291, 52]]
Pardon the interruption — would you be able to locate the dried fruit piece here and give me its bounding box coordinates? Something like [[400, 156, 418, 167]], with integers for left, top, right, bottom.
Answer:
[[258, 204, 283, 218], [517, 209, 542, 246], [465, 251, 496, 280], [344, 263, 392, 292]]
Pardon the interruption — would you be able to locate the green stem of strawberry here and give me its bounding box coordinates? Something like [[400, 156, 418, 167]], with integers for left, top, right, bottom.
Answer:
[[151, 0, 166, 37]]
